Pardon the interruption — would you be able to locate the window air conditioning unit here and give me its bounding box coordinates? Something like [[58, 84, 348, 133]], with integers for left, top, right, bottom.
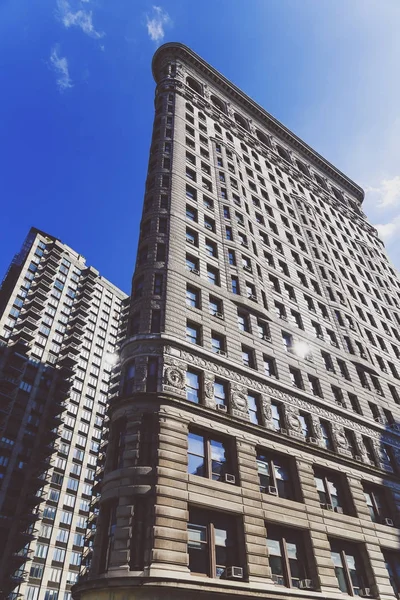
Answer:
[[359, 588, 371, 598], [383, 517, 394, 527], [374, 417, 384, 424], [215, 312, 224, 319], [226, 566, 243, 579], [267, 486, 278, 496], [216, 349, 226, 357], [307, 437, 318, 444], [187, 238, 194, 245], [248, 294, 256, 301], [334, 506, 343, 514], [299, 579, 313, 590], [321, 503, 333, 511], [280, 428, 288, 435], [190, 268, 199, 275], [216, 403, 227, 413], [224, 473, 236, 484], [262, 335, 271, 341], [243, 265, 252, 272]]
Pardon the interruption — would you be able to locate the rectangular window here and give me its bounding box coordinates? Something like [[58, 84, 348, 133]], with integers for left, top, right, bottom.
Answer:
[[363, 484, 391, 524], [264, 355, 277, 378], [214, 379, 227, 406], [320, 420, 333, 450], [186, 370, 200, 403], [242, 345, 255, 368], [188, 508, 241, 579], [186, 285, 200, 308], [330, 539, 369, 596], [186, 321, 201, 345], [257, 451, 294, 499], [267, 525, 311, 588], [314, 468, 347, 511], [384, 551, 400, 596], [247, 393, 260, 424], [188, 431, 234, 482]]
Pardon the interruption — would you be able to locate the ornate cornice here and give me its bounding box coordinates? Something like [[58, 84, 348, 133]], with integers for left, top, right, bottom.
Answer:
[[152, 42, 364, 204]]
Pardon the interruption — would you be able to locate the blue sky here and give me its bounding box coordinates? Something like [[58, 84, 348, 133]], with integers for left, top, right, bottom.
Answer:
[[1, 0, 399, 294]]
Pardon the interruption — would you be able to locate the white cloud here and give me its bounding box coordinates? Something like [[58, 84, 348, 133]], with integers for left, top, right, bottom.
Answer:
[[49, 46, 73, 92], [57, 0, 104, 39], [365, 176, 400, 209], [374, 215, 400, 241], [146, 6, 171, 43]]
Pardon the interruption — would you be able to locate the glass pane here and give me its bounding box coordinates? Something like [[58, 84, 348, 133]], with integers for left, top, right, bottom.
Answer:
[[267, 538, 282, 557], [210, 440, 225, 462], [188, 454, 205, 477], [334, 566, 348, 593], [188, 524, 207, 546], [188, 433, 204, 457]]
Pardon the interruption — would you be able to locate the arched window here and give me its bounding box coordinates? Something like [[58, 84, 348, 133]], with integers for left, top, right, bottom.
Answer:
[[314, 173, 328, 190], [256, 130, 270, 147], [276, 145, 291, 163], [211, 94, 226, 114], [234, 113, 249, 131], [332, 187, 343, 201], [296, 160, 310, 177], [214, 123, 222, 134], [186, 77, 203, 96], [123, 361, 135, 395]]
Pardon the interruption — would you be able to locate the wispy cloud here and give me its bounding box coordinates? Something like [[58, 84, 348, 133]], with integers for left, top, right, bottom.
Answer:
[[49, 46, 73, 92], [146, 6, 171, 43], [374, 215, 400, 241], [57, 0, 104, 39], [365, 175, 400, 209]]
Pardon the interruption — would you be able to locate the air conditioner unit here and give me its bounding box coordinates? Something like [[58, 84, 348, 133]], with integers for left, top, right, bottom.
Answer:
[[248, 294, 256, 301], [334, 506, 343, 514], [214, 312, 224, 319], [383, 517, 394, 527], [316, 334, 324, 340], [374, 417, 384, 424], [190, 268, 199, 275], [224, 473, 236, 484], [267, 486, 278, 496], [216, 403, 227, 412], [321, 503, 333, 511], [216, 349, 226, 356], [262, 335, 271, 341], [299, 579, 313, 590], [186, 238, 195, 244], [243, 265, 252, 272], [280, 428, 288, 435], [359, 588, 371, 598], [307, 437, 318, 444], [226, 566, 243, 579]]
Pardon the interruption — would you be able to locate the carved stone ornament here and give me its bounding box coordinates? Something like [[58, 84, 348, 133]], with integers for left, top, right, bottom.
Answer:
[[231, 391, 248, 413], [164, 367, 185, 389], [287, 413, 302, 433], [262, 398, 272, 422], [163, 347, 400, 449], [204, 379, 215, 399]]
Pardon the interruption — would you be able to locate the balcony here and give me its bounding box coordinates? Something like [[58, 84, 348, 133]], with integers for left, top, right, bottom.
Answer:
[[12, 327, 35, 342], [59, 352, 78, 367]]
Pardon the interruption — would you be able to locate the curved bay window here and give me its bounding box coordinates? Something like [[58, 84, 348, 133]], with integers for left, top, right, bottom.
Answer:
[[267, 525, 311, 588], [122, 361, 135, 395], [188, 507, 242, 579]]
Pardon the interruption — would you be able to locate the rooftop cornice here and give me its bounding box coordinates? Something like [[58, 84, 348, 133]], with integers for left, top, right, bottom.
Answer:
[[152, 42, 365, 203]]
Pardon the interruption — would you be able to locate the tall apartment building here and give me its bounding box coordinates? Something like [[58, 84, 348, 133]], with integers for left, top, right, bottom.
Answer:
[[74, 43, 400, 600], [0, 228, 127, 600]]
